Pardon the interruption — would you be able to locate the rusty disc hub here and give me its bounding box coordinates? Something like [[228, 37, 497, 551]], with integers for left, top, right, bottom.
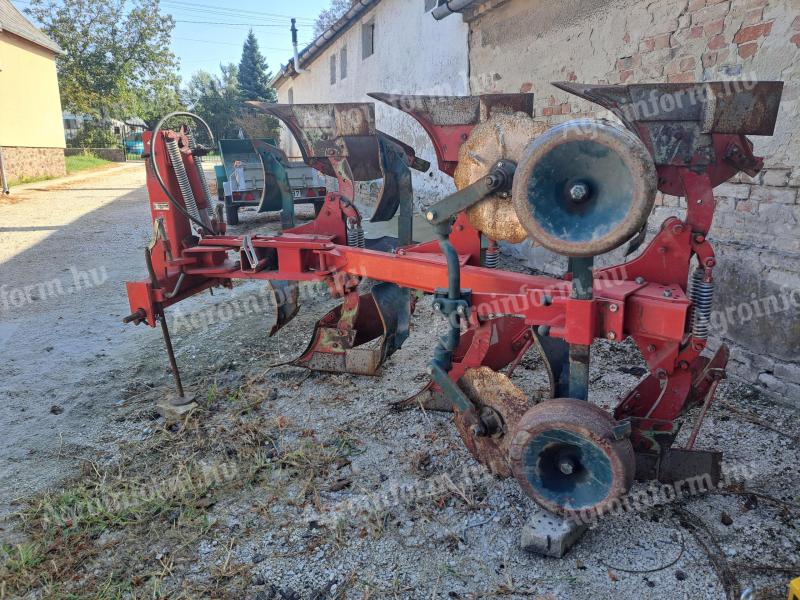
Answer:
[[453, 367, 533, 477], [454, 113, 547, 244], [511, 118, 657, 257], [509, 398, 635, 517]]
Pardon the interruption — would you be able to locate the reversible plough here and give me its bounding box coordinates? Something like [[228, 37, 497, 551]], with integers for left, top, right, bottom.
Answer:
[[125, 81, 783, 544]]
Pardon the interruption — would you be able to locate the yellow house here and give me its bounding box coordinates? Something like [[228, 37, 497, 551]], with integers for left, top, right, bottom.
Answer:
[[0, 0, 65, 187]]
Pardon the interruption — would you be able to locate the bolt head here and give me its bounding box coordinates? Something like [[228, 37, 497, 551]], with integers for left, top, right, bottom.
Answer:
[[558, 458, 576, 475], [663, 289, 673, 298], [426, 211, 436, 222], [609, 303, 618, 313], [607, 331, 617, 340], [635, 277, 646, 285], [569, 182, 590, 202]]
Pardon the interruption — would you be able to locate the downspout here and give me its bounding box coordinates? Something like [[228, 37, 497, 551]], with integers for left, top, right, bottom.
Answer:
[[432, 0, 479, 20], [291, 19, 307, 73], [0, 147, 9, 195]]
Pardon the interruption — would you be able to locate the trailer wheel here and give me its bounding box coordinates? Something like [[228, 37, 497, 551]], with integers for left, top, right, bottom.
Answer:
[[225, 200, 239, 226]]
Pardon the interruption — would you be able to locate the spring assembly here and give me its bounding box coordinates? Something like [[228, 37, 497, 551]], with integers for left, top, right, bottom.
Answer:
[[346, 218, 365, 248], [165, 138, 203, 225], [186, 131, 215, 217], [689, 269, 714, 340], [485, 241, 500, 269]]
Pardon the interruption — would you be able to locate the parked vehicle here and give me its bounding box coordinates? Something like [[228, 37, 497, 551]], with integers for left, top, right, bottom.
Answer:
[[213, 138, 326, 225]]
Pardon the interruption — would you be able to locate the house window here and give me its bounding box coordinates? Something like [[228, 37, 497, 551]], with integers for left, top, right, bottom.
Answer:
[[340, 46, 348, 79], [288, 87, 294, 104], [330, 54, 336, 84], [362, 19, 374, 59]]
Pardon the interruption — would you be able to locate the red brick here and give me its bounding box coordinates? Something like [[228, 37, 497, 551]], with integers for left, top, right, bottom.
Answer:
[[733, 21, 773, 43], [702, 51, 718, 67], [716, 49, 730, 62], [688, 0, 706, 11], [654, 33, 672, 49], [568, 71, 577, 81], [520, 83, 533, 93], [664, 60, 682, 76], [738, 42, 758, 58], [619, 69, 634, 83], [680, 56, 697, 71], [743, 8, 764, 25], [736, 200, 756, 213], [688, 25, 704, 38], [543, 107, 555, 117], [793, 16, 800, 30], [640, 37, 656, 52], [704, 18, 725, 36], [792, 33, 800, 47], [560, 103, 571, 115], [668, 72, 697, 83], [708, 33, 728, 49]]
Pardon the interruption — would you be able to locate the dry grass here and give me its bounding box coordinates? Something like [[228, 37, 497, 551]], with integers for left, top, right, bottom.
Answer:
[[0, 376, 361, 599]]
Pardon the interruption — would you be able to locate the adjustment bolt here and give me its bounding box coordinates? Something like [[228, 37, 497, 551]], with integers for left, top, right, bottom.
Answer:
[[456, 305, 466, 315], [426, 210, 437, 222], [433, 302, 442, 312], [635, 276, 646, 284], [569, 182, 590, 202], [558, 457, 576, 475], [470, 423, 487, 437], [609, 303, 618, 313], [663, 289, 673, 298], [607, 331, 617, 340]]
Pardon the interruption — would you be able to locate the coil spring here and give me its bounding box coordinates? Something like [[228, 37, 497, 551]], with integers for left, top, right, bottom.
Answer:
[[347, 219, 365, 248], [689, 269, 713, 340], [485, 245, 500, 269], [186, 131, 215, 216], [165, 138, 202, 224]]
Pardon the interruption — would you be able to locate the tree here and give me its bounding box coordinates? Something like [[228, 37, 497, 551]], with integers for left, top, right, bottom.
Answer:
[[314, 0, 352, 37], [25, 0, 180, 119], [184, 64, 243, 141], [237, 30, 276, 103]]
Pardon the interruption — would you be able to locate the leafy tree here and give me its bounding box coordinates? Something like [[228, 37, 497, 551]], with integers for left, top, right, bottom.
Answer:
[[237, 30, 276, 103], [69, 124, 122, 149], [184, 64, 243, 141], [314, 0, 352, 37], [25, 0, 181, 119]]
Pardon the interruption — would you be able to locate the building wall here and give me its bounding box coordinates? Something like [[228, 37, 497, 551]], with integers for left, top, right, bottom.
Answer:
[[0, 30, 66, 182], [274, 0, 470, 208], [467, 0, 800, 400]]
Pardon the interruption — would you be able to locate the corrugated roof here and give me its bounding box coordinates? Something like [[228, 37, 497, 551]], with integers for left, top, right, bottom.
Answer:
[[0, 0, 63, 54]]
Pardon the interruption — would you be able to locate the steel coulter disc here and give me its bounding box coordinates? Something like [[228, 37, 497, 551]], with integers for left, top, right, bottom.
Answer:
[[511, 119, 657, 257], [453, 367, 533, 478], [509, 398, 635, 517], [454, 113, 548, 244]]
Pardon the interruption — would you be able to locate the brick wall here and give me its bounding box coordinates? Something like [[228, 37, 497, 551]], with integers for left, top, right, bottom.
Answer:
[[1, 146, 66, 185], [467, 0, 800, 402]]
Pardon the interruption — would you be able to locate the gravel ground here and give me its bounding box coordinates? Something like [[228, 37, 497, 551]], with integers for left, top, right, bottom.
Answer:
[[0, 166, 798, 599]]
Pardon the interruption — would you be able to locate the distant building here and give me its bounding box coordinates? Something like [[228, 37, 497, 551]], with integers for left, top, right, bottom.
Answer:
[[0, 0, 66, 185], [271, 0, 470, 207]]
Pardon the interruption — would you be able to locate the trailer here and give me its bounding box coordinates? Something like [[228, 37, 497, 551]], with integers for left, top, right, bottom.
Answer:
[[213, 138, 327, 225]]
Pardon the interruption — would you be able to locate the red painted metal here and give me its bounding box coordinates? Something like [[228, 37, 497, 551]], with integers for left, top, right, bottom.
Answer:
[[126, 120, 749, 467]]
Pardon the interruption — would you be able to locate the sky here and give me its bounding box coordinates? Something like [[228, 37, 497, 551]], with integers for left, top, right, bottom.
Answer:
[[12, 0, 331, 82]]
